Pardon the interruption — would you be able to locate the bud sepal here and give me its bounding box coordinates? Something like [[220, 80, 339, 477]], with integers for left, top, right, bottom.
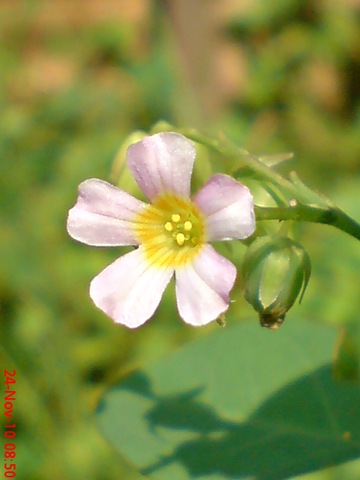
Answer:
[[242, 235, 311, 329]]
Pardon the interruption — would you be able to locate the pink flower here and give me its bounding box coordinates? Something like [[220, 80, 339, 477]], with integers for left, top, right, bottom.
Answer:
[[67, 132, 255, 328]]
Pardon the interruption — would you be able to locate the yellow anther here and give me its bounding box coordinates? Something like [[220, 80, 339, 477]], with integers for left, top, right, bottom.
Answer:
[[164, 221, 173, 232], [184, 221, 192, 231], [171, 213, 181, 223], [176, 233, 185, 246]]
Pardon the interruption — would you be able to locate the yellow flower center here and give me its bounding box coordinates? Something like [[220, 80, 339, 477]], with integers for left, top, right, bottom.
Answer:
[[133, 193, 206, 268]]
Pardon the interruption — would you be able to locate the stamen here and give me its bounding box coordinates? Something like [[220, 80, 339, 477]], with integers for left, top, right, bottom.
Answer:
[[184, 221, 192, 231], [164, 221, 173, 232], [176, 233, 185, 246], [134, 193, 206, 267]]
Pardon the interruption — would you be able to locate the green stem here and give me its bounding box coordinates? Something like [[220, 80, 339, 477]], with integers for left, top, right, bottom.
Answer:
[[181, 128, 316, 203], [180, 128, 360, 241], [255, 204, 360, 241]]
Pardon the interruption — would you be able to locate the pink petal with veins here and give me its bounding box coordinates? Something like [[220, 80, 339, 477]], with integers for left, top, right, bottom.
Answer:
[[67, 178, 146, 246], [127, 132, 196, 201], [194, 174, 255, 241], [175, 245, 236, 326], [90, 247, 174, 328]]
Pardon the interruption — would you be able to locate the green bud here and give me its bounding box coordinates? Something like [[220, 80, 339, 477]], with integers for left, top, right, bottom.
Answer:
[[242, 235, 311, 329], [150, 120, 175, 133], [109, 131, 146, 197]]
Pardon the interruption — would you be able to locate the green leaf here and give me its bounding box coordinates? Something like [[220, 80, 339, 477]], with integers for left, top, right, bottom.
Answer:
[[333, 324, 360, 382], [97, 321, 360, 480], [258, 152, 294, 168]]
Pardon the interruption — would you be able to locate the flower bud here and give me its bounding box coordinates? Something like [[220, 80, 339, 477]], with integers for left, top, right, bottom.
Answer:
[[109, 131, 146, 197], [242, 235, 311, 329]]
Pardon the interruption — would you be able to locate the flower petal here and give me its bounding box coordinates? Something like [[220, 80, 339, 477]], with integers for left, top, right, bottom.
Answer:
[[67, 179, 146, 246], [193, 174, 255, 241], [175, 245, 236, 326], [90, 248, 173, 328], [127, 132, 196, 201]]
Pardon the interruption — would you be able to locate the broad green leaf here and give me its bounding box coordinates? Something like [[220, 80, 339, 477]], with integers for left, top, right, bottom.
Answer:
[[97, 321, 360, 479]]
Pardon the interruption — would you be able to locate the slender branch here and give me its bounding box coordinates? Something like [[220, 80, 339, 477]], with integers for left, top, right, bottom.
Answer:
[[255, 204, 360, 241], [179, 128, 360, 241], [181, 128, 320, 204]]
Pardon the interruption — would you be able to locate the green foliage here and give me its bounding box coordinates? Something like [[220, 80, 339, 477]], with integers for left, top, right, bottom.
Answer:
[[98, 320, 360, 480]]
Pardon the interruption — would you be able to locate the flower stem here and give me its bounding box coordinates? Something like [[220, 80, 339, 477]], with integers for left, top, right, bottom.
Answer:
[[180, 128, 360, 241], [255, 204, 360, 241], [182, 129, 360, 240], [181, 128, 312, 203]]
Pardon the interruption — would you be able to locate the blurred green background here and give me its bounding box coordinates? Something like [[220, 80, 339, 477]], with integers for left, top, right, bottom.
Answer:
[[0, 0, 359, 479]]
